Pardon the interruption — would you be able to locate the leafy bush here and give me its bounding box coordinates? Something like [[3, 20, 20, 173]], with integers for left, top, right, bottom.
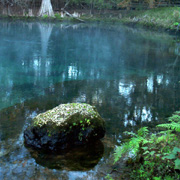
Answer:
[[43, 14, 49, 19], [54, 13, 62, 20], [114, 127, 149, 163], [114, 112, 180, 179], [163, 147, 180, 170], [157, 111, 180, 132]]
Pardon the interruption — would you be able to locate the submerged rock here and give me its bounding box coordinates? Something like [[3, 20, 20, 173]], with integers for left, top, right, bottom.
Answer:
[[24, 103, 105, 151]]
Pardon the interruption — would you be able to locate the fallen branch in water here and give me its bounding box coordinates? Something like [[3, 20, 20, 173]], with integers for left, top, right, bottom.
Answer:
[[61, 0, 85, 23], [61, 8, 85, 23]]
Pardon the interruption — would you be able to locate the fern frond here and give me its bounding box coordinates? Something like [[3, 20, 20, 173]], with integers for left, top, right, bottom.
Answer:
[[124, 131, 137, 137], [114, 128, 147, 163], [157, 122, 180, 132], [169, 114, 180, 122], [157, 112, 180, 132], [137, 127, 149, 137]]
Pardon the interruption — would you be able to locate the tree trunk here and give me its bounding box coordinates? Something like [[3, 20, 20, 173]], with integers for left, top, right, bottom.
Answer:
[[38, 0, 54, 17], [2, 7, 7, 15], [90, 0, 94, 15], [28, 9, 34, 17], [23, 9, 26, 16], [7, 5, 12, 16]]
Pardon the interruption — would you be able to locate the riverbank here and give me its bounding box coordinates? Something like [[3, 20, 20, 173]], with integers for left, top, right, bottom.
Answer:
[[80, 7, 180, 32], [0, 7, 180, 180], [1, 7, 180, 33], [118, 7, 180, 32]]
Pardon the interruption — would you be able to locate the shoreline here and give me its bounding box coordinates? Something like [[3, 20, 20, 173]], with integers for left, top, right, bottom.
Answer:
[[0, 7, 180, 34], [1, 7, 180, 179]]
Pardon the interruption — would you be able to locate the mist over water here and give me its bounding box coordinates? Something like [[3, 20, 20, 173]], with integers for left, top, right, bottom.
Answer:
[[0, 21, 180, 179]]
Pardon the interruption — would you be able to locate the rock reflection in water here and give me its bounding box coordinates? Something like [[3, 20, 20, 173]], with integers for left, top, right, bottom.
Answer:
[[1, 21, 180, 179], [28, 140, 104, 171]]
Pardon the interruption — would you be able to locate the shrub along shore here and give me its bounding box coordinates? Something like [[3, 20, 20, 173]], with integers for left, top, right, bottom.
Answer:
[[110, 111, 180, 180]]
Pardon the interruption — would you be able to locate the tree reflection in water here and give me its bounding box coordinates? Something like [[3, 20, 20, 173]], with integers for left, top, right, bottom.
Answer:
[[0, 21, 180, 179]]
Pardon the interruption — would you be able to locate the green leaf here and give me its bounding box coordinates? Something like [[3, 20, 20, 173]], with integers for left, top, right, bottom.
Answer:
[[164, 154, 176, 160], [150, 151, 155, 156], [143, 151, 149, 155], [153, 177, 162, 180], [164, 176, 175, 180], [142, 140, 149, 145], [175, 159, 180, 169], [137, 127, 149, 137], [174, 22, 179, 26], [142, 147, 148, 150], [124, 131, 136, 136], [172, 147, 180, 154]]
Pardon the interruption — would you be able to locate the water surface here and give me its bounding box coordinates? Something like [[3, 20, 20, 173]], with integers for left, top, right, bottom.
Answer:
[[0, 21, 180, 179]]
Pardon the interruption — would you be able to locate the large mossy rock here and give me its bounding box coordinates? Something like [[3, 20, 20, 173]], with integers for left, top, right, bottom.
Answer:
[[24, 103, 105, 151]]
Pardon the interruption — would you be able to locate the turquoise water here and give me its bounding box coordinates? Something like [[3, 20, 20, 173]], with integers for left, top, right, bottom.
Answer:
[[0, 21, 180, 179]]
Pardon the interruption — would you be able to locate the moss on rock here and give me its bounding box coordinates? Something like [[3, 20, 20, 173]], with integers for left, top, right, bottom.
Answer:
[[24, 103, 105, 151], [33, 103, 101, 126]]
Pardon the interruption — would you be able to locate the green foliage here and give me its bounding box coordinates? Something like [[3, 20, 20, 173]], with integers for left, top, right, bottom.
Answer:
[[157, 111, 180, 132], [73, 122, 77, 126], [43, 14, 49, 19], [153, 177, 162, 180], [119, 7, 180, 31], [78, 132, 83, 141], [174, 22, 179, 26], [137, 126, 149, 137], [114, 127, 149, 163], [113, 112, 180, 179], [86, 118, 91, 125], [163, 147, 180, 170], [54, 13, 62, 20], [105, 174, 114, 180]]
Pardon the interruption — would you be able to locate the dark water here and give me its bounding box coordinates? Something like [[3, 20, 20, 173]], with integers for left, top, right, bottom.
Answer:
[[0, 20, 180, 179]]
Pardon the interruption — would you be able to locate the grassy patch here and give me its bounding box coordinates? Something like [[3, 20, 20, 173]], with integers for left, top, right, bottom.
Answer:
[[120, 7, 180, 31]]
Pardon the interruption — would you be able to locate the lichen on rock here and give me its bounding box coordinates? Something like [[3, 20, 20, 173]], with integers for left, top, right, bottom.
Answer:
[[24, 103, 105, 151], [33, 103, 99, 127]]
